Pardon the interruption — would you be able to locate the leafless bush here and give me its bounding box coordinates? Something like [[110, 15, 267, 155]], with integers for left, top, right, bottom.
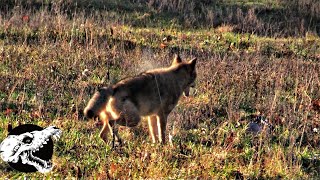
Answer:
[[280, 0, 320, 18]]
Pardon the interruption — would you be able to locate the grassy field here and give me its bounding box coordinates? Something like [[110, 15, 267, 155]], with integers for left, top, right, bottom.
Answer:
[[0, 0, 320, 179]]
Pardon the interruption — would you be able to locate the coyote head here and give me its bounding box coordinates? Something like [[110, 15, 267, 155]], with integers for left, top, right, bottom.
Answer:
[[84, 87, 113, 119], [172, 54, 197, 96]]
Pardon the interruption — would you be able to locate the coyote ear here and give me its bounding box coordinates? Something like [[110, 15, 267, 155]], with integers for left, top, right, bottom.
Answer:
[[172, 54, 182, 66], [189, 58, 197, 69]]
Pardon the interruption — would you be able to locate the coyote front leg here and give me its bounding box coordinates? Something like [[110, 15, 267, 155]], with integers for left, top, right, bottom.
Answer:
[[148, 114, 168, 143], [148, 116, 159, 143], [99, 112, 113, 143], [158, 114, 168, 144], [99, 112, 122, 148], [108, 120, 122, 148]]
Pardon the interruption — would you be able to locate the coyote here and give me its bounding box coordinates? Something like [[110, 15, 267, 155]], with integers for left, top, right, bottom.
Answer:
[[84, 55, 197, 146]]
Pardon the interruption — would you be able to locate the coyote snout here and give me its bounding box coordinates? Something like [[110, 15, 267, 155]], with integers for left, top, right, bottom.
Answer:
[[84, 54, 197, 146]]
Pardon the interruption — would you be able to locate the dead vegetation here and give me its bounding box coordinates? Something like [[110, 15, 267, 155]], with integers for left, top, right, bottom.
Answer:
[[0, 0, 319, 179]]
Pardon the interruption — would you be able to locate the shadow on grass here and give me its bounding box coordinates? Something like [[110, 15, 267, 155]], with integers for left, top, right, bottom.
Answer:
[[301, 156, 320, 176]]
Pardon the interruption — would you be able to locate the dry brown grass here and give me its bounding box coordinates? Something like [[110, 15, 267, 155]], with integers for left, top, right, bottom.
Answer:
[[0, 0, 319, 179]]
